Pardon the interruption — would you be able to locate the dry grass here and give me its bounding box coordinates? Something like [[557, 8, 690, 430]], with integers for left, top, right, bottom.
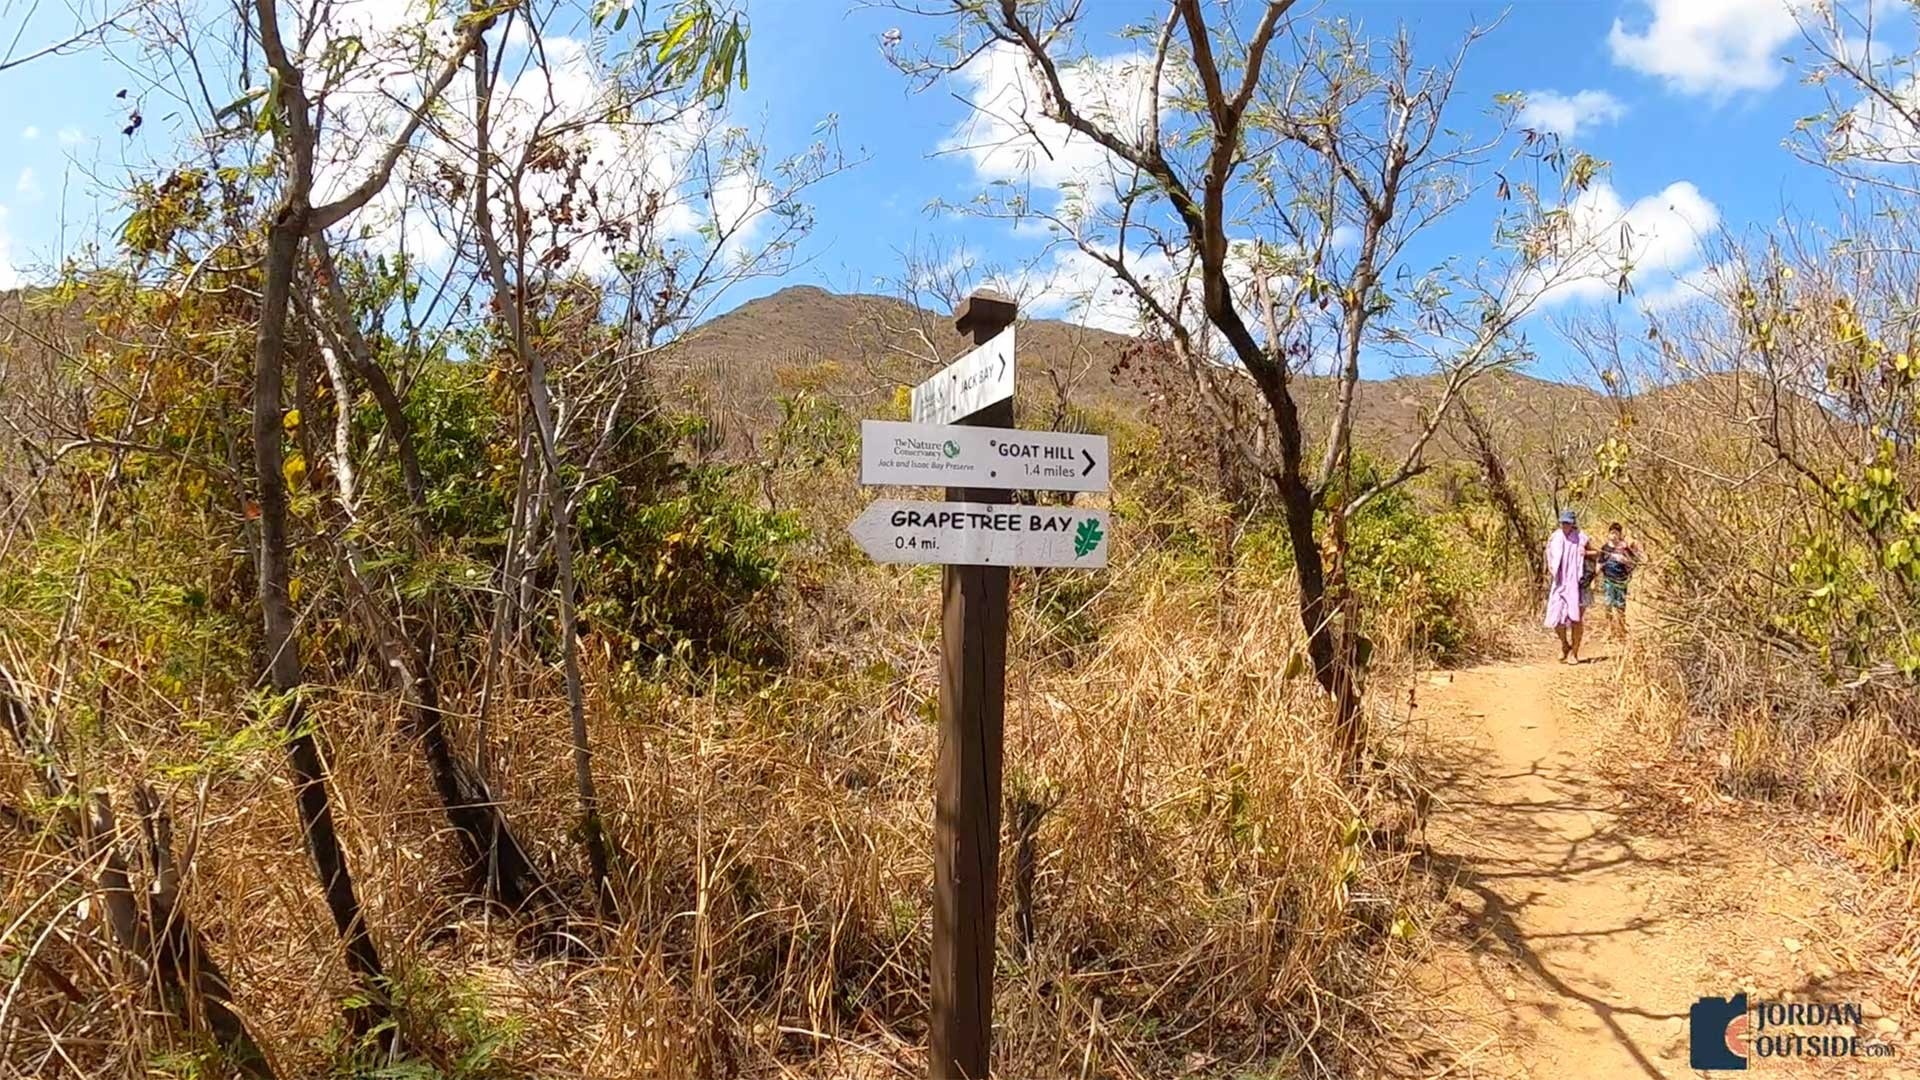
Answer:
[[1610, 582, 1920, 885], [0, 509, 1443, 1078]]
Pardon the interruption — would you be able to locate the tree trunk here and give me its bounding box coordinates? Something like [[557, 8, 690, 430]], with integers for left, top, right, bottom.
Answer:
[[470, 40, 613, 918], [252, 206, 391, 1022], [1263, 385, 1362, 771], [312, 240, 426, 511], [308, 261, 560, 926], [529, 426, 613, 916]]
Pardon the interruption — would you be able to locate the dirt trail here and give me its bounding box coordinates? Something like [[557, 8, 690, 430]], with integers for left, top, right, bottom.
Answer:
[[1398, 633, 1913, 1079]]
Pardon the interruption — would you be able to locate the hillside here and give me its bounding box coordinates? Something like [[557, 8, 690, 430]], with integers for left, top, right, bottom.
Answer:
[[659, 285, 1146, 436], [662, 283, 1620, 468]]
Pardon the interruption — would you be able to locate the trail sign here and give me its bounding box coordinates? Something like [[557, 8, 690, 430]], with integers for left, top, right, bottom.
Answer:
[[911, 326, 1015, 425], [850, 500, 1109, 569], [860, 420, 1109, 493]]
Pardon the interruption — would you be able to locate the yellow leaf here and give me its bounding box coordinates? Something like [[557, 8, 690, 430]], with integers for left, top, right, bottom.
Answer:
[[283, 408, 301, 430], [288, 577, 303, 604], [283, 451, 307, 488]]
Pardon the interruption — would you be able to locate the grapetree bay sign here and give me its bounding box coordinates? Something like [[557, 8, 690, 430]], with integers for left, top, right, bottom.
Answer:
[[910, 326, 1014, 425], [850, 500, 1110, 568], [860, 420, 1108, 492]]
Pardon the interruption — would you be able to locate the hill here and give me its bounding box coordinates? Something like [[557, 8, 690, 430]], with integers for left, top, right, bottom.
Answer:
[[661, 284, 1619, 469]]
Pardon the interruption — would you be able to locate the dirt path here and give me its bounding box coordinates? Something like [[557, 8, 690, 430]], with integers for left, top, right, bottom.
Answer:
[[1397, 632, 1914, 1079]]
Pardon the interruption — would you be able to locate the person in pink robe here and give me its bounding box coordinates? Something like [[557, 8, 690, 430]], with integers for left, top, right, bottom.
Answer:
[[1543, 508, 1599, 663]]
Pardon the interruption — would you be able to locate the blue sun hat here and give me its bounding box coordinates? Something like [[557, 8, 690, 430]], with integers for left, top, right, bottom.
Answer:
[[1558, 508, 1578, 526]]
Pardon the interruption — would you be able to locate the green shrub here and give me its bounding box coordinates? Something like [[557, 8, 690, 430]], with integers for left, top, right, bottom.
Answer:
[[1344, 490, 1484, 661], [578, 461, 802, 672], [1233, 455, 1488, 662]]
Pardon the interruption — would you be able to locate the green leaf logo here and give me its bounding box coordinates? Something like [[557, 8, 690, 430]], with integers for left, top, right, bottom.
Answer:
[[943, 440, 960, 459], [1073, 517, 1104, 559]]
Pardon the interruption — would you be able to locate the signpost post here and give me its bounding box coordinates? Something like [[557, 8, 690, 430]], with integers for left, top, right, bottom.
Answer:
[[853, 291, 1109, 1080], [929, 292, 1015, 1080]]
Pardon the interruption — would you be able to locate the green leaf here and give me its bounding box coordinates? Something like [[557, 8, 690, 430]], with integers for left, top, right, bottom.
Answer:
[[1073, 516, 1104, 559], [1282, 651, 1308, 681], [657, 11, 700, 62]]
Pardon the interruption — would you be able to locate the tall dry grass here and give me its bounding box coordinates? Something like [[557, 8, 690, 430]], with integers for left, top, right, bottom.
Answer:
[[1615, 599, 1920, 872], [0, 507, 1440, 1078]]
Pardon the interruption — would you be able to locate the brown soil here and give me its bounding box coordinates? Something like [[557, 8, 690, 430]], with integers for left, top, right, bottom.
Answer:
[[1393, 628, 1918, 1079]]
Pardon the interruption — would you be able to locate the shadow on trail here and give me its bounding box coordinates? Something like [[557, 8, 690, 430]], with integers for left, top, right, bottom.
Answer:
[[1411, 735, 1721, 1079]]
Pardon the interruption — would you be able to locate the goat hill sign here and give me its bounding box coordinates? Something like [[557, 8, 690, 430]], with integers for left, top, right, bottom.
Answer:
[[859, 420, 1109, 493], [855, 324, 1111, 568]]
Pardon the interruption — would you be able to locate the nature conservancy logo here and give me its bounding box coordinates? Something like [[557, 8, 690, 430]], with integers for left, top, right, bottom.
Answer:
[[942, 439, 960, 459], [1690, 992, 1897, 1070]]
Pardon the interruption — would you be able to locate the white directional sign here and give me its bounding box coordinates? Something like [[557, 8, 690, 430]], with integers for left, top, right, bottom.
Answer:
[[860, 420, 1108, 493], [850, 500, 1110, 568], [911, 326, 1015, 425]]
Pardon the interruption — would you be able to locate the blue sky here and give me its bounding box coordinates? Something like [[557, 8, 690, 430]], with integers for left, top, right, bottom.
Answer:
[[0, 1, 1895, 381]]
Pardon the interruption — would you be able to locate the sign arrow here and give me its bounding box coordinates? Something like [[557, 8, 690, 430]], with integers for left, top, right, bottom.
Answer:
[[861, 420, 1109, 493]]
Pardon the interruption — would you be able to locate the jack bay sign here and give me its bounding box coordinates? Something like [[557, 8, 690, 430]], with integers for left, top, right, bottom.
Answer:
[[910, 326, 1015, 425], [849, 500, 1110, 568], [860, 420, 1109, 493]]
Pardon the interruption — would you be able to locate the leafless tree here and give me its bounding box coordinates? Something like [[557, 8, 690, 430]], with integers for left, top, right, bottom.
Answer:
[[247, 0, 497, 1021], [890, 0, 1616, 763], [448, 5, 849, 916]]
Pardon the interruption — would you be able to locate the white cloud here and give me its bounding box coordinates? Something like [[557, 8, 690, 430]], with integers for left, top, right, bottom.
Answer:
[[1836, 75, 1920, 164], [1529, 180, 1721, 307], [56, 127, 82, 145], [1022, 237, 1306, 351], [20, 126, 38, 141], [1608, 0, 1808, 97], [1637, 261, 1736, 314], [1023, 245, 1178, 334], [14, 168, 38, 199], [940, 41, 1157, 222], [0, 205, 19, 290], [304, 4, 767, 280], [1518, 90, 1627, 138]]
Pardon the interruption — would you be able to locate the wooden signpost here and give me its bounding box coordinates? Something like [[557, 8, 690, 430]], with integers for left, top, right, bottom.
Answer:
[[852, 292, 1110, 1080]]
